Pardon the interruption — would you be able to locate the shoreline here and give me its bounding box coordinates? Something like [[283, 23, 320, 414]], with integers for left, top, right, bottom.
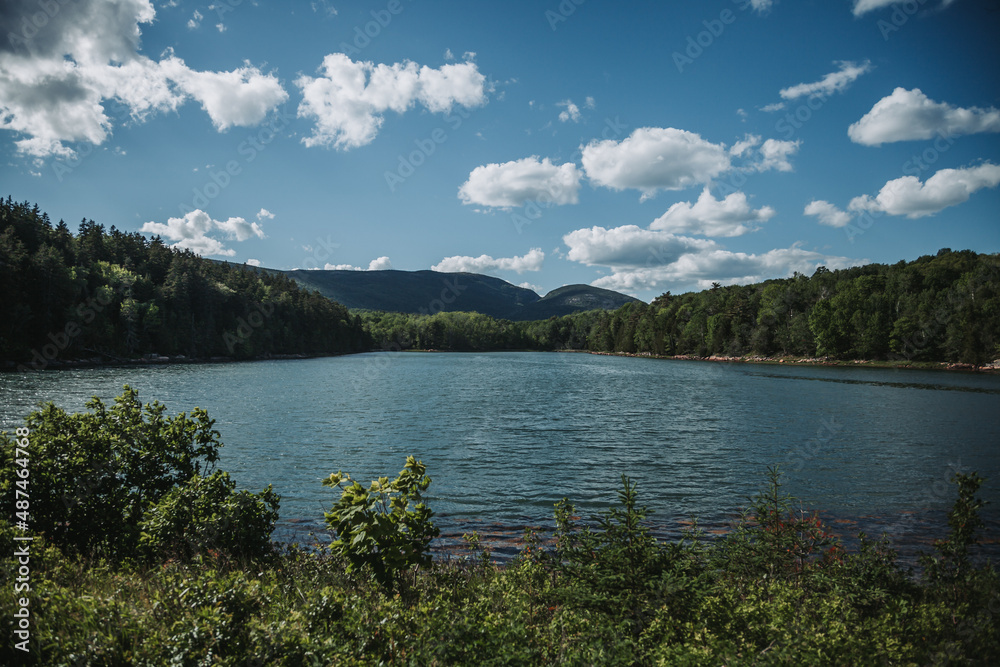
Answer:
[[5, 346, 998, 374], [560, 349, 1000, 373], [0, 349, 362, 373]]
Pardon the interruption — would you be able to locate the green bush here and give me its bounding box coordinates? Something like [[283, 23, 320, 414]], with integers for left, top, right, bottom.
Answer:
[[322, 456, 439, 589], [139, 470, 280, 563], [0, 385, 280, 566]]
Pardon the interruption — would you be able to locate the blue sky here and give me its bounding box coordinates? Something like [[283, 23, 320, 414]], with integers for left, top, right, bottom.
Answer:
[[2, 0, 998, 301]]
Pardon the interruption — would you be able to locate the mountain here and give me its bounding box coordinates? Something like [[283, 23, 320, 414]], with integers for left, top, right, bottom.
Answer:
[[278, 269, 641, 320], [519, 284, 643, 320]]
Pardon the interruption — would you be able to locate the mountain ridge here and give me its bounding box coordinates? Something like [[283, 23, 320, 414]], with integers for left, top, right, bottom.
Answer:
[[272, 268, 642, 320]]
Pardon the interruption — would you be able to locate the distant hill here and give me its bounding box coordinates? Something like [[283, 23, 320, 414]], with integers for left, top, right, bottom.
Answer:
[[519, 284, 643, 320], [278, 269, 642, 320]]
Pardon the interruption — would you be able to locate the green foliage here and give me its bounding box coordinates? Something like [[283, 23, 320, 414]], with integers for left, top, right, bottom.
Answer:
[[0, 385, 223, 559], [713, 466, 841, 585], [921, 472, 988, 588], [358, 249, 1000, 364], [1, 462, 998, 665], [0, 197, 371, 364], [553, 475, 709, 640], [138, 470, 280, 563], [322, 456, 440, 589]]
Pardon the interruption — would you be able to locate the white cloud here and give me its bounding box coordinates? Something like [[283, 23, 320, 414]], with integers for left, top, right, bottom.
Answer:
[[760, 102, 785, 112], [187, 10, 203, 29], [779, 61, 872, 100], [804, 200, 852, 228], [324, 256, 394, 271], [585, 96, 596, 109], [256, 208, 275, 220], [750, 0, 777, 12], [557, 99, 581, 122], [295, 53, 488, 150], [444, 48, 455, 61], [246, 258, 262, 267], [848, 88, 1000, 146], [581, 127, 731, 200], [160, 58, 288, 131], [563, 226, 716, 269], [650, 188, 775, 237], [140, 209, 265, 257], [756, 138, 800, 172], [848, 163, 1000, 218], [590, 246, 862, 295], [458, 156, 582, 208], [730, 134, 761, 157], [0, 0, 288, 158], [431, 248, 545, 274], [367, 256, 393, 271], [215, 23, 226, 33], [852, 0, 957, 16]]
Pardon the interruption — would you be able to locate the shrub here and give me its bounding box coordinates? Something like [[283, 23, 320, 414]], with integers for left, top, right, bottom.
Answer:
[[322, 456, 439, 589], [0, 385, 222, 559], [139, 470, 280, 563]]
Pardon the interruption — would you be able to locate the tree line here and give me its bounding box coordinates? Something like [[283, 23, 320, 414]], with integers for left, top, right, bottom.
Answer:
[[0, 198, 370, 368], [361, 249, 1000, 365], [4, 197, 996, 368]]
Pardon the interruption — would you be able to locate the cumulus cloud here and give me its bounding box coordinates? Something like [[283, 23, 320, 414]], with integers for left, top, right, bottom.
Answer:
[[804, 200, 852, 228], [848, 163, 1000, 218], [557, 99, 581, 122], [750, 0, 777, 12], [140, 209, 266, 257], [431, 248, 545, 274], [256, 208, 275, 220], [295, 53, 488, 150], [160, 58, 288, 131], [755, 138, 800, 172], [848, 88, 1000, 146], [730, 134, 761, 157], [852, 0, 957, 16], [187, 10, 203, 29], [581, 127, 731, 200], [323, 256, 394, 271], [779, 61, 872, 100], [458, 156, 582, 208], [246, 258, 262, 267], [563, 226, 715, 269], [650, 188, 775, 237], [0, 0, 287, 158], [589, 245, 862, 294]]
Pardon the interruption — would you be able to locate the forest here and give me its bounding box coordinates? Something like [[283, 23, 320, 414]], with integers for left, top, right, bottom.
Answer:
[[0, 198, 370, 368], [3, 197, 997, 369], [362, 249, 1000, 365]]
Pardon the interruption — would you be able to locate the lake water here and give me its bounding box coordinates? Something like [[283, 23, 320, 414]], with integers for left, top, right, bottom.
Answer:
[[2, 352, 999, 561]]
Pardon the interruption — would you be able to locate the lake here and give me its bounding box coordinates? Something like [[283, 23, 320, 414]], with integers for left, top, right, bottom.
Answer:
[[2, 352, 999, 561]]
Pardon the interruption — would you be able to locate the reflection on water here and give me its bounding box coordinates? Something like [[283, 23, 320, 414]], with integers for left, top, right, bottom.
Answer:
[[2, 353, 998, 562]]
